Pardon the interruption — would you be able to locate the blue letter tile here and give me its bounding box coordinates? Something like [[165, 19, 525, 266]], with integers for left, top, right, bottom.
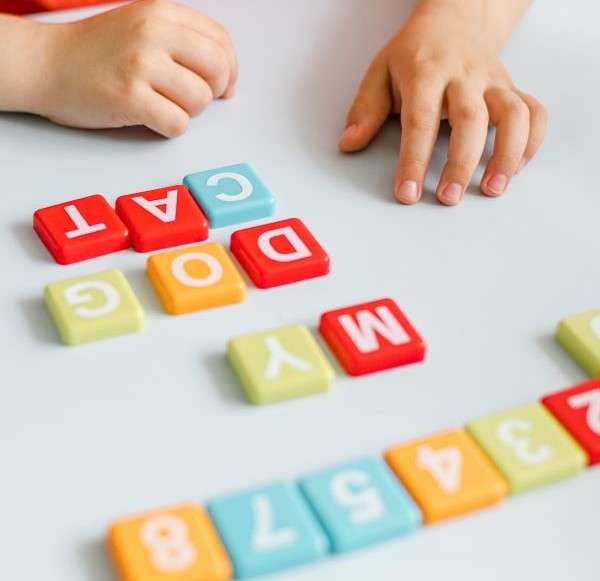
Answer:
[[183, 163, 276, 228]]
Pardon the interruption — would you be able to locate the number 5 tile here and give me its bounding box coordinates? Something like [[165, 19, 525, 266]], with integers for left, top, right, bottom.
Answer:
[[298, 457, 421, 553], [466, 403, 588, 494]]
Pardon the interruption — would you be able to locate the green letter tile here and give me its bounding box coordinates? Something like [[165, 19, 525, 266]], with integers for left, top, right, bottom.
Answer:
[[466, 403, 587, 494], [556, 309, 600, 376], [227, 324, 334, 405], [44, 269, 144, 346]]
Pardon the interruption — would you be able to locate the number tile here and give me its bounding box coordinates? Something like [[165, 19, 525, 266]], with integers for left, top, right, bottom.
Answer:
[[542, 379, 600, 465], [115, 185, 209, 252], [556, 309, 600, 377], [147, 242, 246, 315], [230, 218, 330, 288], [44, 269, 144, 345], [227, 324, 334, 405], [298, 457, 421, 553], [384, 429, 507, 524], [183, 163, 275, 228], [466, 403, 588, 494], [206, 482, 329, 579], [108, 502, 232, 581], [33, 194, 129, 264], [319, 298, 426, 376]]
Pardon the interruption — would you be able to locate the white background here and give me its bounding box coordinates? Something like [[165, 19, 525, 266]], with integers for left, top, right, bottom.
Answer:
[[0, 1, 598, 579]]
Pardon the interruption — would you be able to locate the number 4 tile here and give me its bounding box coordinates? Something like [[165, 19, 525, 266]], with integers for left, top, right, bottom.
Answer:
[[298, 457, 421, 553], [227, 324, 334, 405], [206, 482, 329, 579], [542, 379, 600, 465], [108, 502, 232, 580], [466, 403, 588, 494], [384, 429, 507, 524]]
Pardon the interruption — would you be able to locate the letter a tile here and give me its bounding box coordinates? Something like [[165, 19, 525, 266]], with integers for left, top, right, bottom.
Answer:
[[230, 218, 329, 288], [319, 298, 426, 376], [227, 324, 334, 404]]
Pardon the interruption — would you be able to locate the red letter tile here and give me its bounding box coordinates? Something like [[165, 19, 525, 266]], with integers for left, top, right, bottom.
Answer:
[[542, 379, 600, 465], [230, 218, 329, 288], [115, 185, 209, 252], [33, 194, 129, 264], [319, 298, 426, 376]]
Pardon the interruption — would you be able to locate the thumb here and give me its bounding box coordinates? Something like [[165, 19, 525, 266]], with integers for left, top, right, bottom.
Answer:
[[339, 56, 392, 152]]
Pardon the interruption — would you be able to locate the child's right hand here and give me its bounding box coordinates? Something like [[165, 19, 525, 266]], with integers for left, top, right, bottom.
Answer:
[[32, 0, 237, 137]]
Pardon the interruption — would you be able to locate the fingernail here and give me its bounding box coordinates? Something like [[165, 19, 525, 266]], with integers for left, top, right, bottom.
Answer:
[[395, 180, 419, 204], [439, 182, 463, 205], [487, 174, 509, 195]]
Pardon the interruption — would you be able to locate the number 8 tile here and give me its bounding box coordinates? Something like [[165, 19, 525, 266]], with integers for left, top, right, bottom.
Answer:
[[466, 403, 588, 494], [206, 482, 329, 578], [108, 502, 232, 580]]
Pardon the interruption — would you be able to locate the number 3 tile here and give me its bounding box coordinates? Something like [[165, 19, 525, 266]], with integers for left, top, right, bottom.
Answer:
[[466, 403, 588, 494], [206, 482, 329, 579], [108, 502, 232, 581], [298, 457, 421, 553]]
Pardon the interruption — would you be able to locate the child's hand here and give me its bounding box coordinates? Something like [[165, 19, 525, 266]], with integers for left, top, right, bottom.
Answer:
[[339, 0, 547, 206], [33, 0, 237, 137]]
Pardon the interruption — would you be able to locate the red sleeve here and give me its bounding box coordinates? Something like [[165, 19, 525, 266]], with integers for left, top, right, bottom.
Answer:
[[0, 0, 110, 13]]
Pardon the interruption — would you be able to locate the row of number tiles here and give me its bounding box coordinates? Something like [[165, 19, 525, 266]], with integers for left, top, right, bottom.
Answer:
[[33, 163, 276, 264], [43, 215, 330, 345], [109, 383, 599, 579]]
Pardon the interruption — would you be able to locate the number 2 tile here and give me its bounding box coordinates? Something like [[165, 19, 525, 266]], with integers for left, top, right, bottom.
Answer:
[[466, 403, 588, 494], [384, 429, 507, 523], [542, 379, 600, 465], [108, 502, 232, 581], [298, 457, 421, 553], [206, 482, 329, 579]]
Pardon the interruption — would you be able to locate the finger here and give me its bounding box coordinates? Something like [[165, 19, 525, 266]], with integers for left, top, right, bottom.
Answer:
[[167, 29, 231, 98], [151, 58, 213, 117], [481, 88, 529, 196], [134, 85, 190, 138], [515, 90, 548, 171], [339, 55, 391, 153], [436, 84, 489, 206], [160, 2, 238, 97], [394, 78, 444, 204]]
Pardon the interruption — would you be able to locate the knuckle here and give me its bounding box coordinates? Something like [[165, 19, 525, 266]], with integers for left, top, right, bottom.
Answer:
[[531, 100, 549, 125], [123, 48, 153, 76], [130, 16, 161, 43], [164, 113, 189, 138], [454, 102, 488, 125], [189, 86, 212, 116], [492, 153, 522, 170], [505, 98, 529, 120], [398, 157, 428, 174], [403, 107, 437, 131]]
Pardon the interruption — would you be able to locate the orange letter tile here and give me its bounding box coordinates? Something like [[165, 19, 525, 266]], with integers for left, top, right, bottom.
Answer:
[[108, 502, 232, 581], [385, 429, 508, 524], [147, 242, 246, 314]]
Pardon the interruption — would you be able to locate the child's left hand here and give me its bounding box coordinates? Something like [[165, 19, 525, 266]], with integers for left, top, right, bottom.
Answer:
[[338, 0, 548, 206]]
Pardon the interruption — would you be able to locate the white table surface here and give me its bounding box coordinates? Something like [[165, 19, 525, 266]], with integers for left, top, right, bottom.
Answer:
[[1, 1, 598, 579]]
